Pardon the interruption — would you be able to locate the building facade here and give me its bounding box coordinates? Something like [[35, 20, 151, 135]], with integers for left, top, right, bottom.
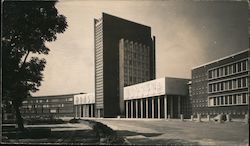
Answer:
[[94, 13, 155, 118], [124, 77, 191, 119], [21, 93, 81, 118], [191, 49, 249, 118]]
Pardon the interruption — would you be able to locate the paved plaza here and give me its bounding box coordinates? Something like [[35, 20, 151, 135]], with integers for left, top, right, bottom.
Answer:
[[93, 118, 249, 145]]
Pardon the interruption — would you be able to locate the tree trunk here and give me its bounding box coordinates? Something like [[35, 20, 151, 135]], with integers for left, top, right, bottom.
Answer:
[[13, 104, 24, 131]]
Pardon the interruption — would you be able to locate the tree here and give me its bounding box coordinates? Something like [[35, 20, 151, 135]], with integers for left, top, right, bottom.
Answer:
[[2, 1, 68, 130]]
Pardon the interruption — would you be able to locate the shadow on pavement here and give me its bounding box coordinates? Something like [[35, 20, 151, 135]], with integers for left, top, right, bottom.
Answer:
[[116, 130, 163, 137]]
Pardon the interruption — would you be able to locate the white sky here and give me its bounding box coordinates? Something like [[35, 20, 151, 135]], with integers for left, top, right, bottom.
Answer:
[[33, 0, 248, 96]]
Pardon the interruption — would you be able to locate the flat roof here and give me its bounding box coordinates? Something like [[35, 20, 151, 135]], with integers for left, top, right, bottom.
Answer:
[[32, 92, 85, 98], [192, 49, 249, 70]]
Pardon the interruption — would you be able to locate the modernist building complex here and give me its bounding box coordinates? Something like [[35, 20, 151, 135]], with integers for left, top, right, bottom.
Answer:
[[19, 12, 249, 120], [94, 13, 155, 118], [191, 49, 249, 118]]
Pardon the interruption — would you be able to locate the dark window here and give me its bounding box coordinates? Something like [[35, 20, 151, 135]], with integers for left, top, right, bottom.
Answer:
[[224, 66, 228, 75], [220, 82, 224, 90], [242, 61, 247, 71], [238, 78, 242, 88], [233, 64, 237, 73], [225, 96, 228, 104], [209, 84, 212, 92], [229, 80, 232, 89], [213, 98, 216, 105], [242, 94, 247, 103], [217, 68, 220, 77], [220, 96, 224, 105], [229, 95, 232, 104], [208, 71, 212, 78], [233, 95, 237, 104], [242, 77, 247, 87], [237, 62, 241, 72]]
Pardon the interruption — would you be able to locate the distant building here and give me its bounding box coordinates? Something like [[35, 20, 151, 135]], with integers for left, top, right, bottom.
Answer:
[[123, 77, 191, 119], [191, 49, 249, 118], [94, 13, 156, 118], [21, 93, 82, 118]]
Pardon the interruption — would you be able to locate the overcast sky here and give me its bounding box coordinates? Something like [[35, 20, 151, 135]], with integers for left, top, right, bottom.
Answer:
[[33, 0, 248, 96]]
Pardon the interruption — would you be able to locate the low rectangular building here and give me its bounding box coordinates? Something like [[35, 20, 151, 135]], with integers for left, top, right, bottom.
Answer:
[[21, 93, 81, 118], [124, 77, 191, 119], [74, 93, 95, 118]]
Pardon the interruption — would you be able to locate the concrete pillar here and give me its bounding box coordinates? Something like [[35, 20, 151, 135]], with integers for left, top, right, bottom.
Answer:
[[180, 114, 184, 121], [152, 98, 154, 118], [171, 96, 174, 118], [191, 115, 194, 121], [178, 96, 181, 118], [226, 114, 231, 122], [80, 105, 82, 117], [91, 104, 94, 117], [168, 114, 171, 120], [197, 114, 201, 122], [126, 101, 128, 118], [158, 96, 161, 119], [141, 99, 143, 118], [207, 115, 210, 121], [131, 100, 134, 118], [136, 100, 138, 118], [164, 95, 168, 119], [146, 98, 148, 118], [75, 105, 78, 118]]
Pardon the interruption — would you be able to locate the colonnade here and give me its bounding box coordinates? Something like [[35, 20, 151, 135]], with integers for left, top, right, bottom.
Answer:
[[125, 95, 182, 119], [75, 104, 95, 118]]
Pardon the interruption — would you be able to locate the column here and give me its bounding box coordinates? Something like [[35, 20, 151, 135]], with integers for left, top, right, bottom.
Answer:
[[164, 95, 168, 119], [91, 104, 94, 117], [171, 96, 174, 118], [178, 96, 181, 118], [141, 99, 143, 118], [86, 105, 89, 117], [131, 100, 133, 118], [158, 96, 161, 119], [75, 105, 78, 118], [152, 98, 154, 118], [146, 98, 148, 118], [136, 100, 138, 118], [126, 101, 129, 118], [80, 105, 82, 117]]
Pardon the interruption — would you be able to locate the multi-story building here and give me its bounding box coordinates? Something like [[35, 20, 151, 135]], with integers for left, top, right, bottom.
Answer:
[[191, 49, 249, 118], [21, 93, 83, 118], [94, 13, 155, 118]]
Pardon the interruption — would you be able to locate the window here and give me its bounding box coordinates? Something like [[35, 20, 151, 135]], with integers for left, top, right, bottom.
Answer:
[[68, 98, 73, 101], [242, 93, 247, 104], [229, 65, 233, 74], [242, 61, 247, 71], [237, 62, 242, 72], [225, 81, 228, 90], [220, 82, 224, 90], [225, 96, 228, 104], [217, 83, 220, 91], [216, 68, 220, 77], [238, 78, 242, 88], [242, 77, 247, 87], [233, 79, 237, 89], [209, 84, 212, 92], [237, 94, 242, 104], [213, 98, 216, 106], [208, 71, 212, 78], [233, 64, 237, 73], [217, 97, 220, 105], [233, 95, 237, 104], [229, 80, 232, 89], [220, 96, 224, 105], [229, 95, 232, 104], [224, 66, 228, 75]]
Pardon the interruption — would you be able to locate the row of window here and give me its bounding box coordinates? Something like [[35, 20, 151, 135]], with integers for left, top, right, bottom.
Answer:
[[208, 77, 248, 93], [23, 97, 73, 104], [23, 103, 66, 109], [208, 60, 248, 79], [208, 93, 248, 106]]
